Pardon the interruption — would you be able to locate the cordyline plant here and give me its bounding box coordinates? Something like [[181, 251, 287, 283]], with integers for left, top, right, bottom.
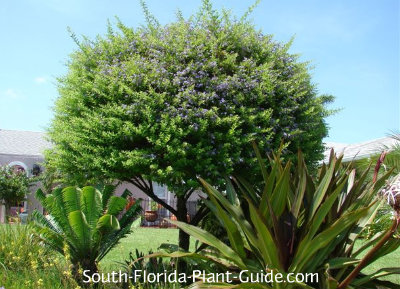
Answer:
[[164, 145, 400, 288], [32, 185, 142, 285]]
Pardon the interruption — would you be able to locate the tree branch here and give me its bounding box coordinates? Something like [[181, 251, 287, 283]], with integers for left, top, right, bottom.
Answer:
[[190, 202, 209, 226], [137, 175, 151, 191], [184, 188, 196, 201], [128, 178, 177, 216], [130, 176, 146, 192]]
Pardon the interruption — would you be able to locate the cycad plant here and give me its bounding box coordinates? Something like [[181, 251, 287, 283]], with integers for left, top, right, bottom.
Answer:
[[168, 144, 400, 288], [32, 185, 142, 283]]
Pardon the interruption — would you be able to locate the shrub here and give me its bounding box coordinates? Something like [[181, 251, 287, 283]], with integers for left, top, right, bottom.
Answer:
[[0, 166, 31, 221], [125, 249, 179, 289]]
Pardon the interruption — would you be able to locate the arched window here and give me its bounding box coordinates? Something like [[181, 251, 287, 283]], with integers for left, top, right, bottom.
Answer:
[[7, 161, 29, 177]]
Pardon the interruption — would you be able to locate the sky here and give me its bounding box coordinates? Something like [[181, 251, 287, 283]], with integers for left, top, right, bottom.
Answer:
[[0, 0, 399, 144]]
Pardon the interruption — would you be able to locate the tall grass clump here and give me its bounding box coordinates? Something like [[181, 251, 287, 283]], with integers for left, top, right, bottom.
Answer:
[[0, 224, 54, 271], [0, 224, 78, 289]]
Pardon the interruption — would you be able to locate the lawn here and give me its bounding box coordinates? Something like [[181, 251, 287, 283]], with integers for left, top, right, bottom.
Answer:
[[100, 227, 180, 270], [354, 240, 400, 284], [100, 223, 196, 271], [100, 226, 400, 284], [1, 223, 399, 287]]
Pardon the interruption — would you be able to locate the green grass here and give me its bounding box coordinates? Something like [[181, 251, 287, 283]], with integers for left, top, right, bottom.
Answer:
[[100, 225, 196, 271], [354, 240, 400, 284], [101, 227, 400, 284]]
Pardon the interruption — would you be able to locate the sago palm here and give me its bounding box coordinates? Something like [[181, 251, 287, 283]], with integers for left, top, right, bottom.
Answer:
[[32, 185, 141, 282]]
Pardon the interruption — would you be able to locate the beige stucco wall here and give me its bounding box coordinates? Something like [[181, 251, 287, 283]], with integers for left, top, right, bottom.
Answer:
[[0, 154, 44, 176], [0, 203, 4, 223]]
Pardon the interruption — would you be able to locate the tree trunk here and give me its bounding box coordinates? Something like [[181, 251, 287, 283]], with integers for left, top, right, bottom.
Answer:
[[176, 195, 190, 273], [176, 195, 190, 251], [5, 204, 11, 223], [73, 259, 99, 288]]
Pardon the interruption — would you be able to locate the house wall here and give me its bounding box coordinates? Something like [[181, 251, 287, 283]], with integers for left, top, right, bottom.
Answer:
[[0, 204, 4, 223], [0, 154, 44, 176]]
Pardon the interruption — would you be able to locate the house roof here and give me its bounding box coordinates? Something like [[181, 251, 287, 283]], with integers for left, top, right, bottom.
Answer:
[[323, 137, 399, 163], [0, 129, 51, 156]]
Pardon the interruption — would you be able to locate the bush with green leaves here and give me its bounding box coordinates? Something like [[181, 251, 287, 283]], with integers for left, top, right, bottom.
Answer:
[[46, 0, 333, 251], [32, 185, 142, 285], [0, 165, 31, 220], [167, 145, 400, 288]]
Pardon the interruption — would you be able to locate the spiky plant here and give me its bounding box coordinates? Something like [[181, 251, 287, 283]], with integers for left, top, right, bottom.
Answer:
[[165, 144, 399, 288], [32, 185, 142, 284]]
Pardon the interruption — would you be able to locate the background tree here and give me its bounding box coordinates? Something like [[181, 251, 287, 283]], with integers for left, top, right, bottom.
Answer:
[[0, 166, 30, 221], [47, 0, 333, 251]]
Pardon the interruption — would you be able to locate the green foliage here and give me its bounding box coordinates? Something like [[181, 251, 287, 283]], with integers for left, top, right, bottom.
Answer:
[[47, 0, 333, 194], [31, 185, 142, 282], [167, 146, 400, 288], [126, 245, 223, 289], [352, 134, 400, 239], [149, 200, 158, 211], [36, 160, 62, 194], [0, 166, 31, 214], [0, 224, 55, 272], [361, 205, 400, 239], [0, 224, 81, 289], [126, 249, 179, 289]]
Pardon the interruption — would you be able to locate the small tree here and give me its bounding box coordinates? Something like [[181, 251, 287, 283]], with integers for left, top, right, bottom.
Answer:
[[47, 1, 333, 251], [0, 166, 30, 221]]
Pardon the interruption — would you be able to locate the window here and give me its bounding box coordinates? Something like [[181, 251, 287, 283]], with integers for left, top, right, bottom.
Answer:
[[152, 182, 167, 198], [8, 161, 29, 177]]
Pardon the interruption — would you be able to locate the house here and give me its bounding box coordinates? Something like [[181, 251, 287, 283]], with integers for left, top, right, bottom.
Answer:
[[0, 129, 200, 225]]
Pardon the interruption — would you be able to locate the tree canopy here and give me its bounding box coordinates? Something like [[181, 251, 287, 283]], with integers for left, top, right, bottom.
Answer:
[[48, 1, 332, 195]]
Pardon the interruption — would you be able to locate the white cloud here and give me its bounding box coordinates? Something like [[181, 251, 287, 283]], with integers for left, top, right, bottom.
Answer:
[[34, 76, 47, 84], [1, 88, 19, 99]]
